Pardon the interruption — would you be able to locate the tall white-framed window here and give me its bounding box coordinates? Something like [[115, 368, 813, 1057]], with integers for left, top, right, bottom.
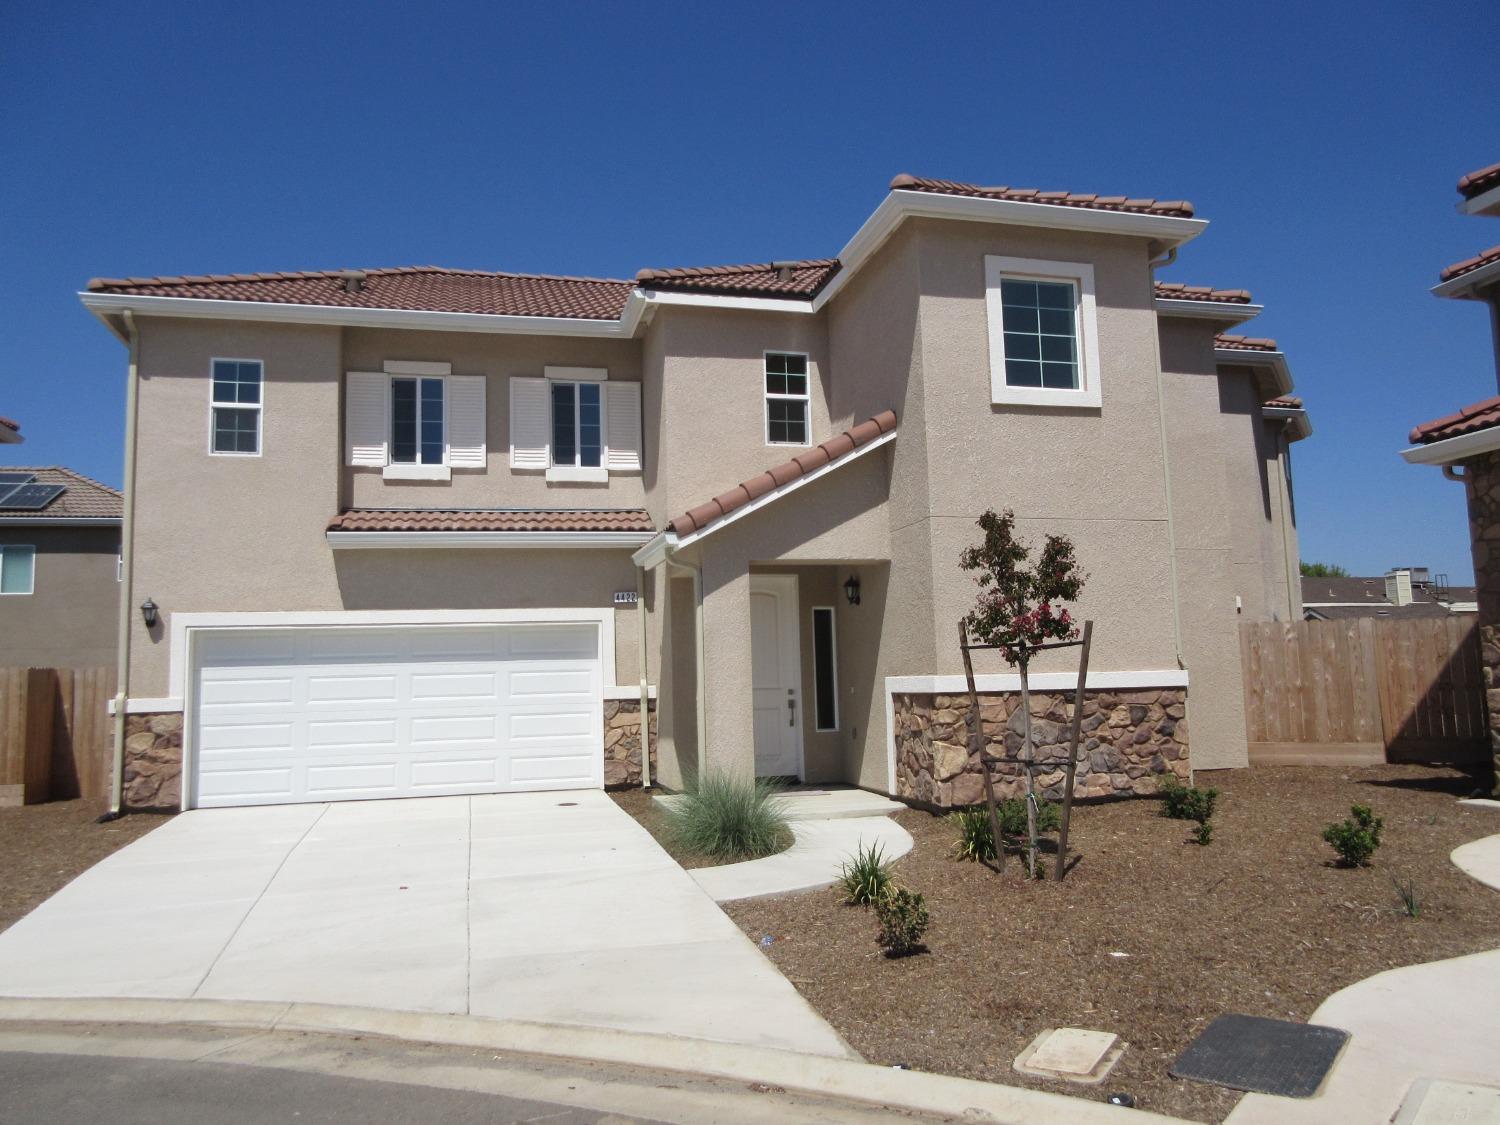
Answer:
[[765, 352, 810, 446], [0, 544, 35, 595], [209, 358, 263, 455], [551, 381, 603, 469], [811, 605, 839, 731], [390, 375, 446, 465], [984, 256, 1101, 408]]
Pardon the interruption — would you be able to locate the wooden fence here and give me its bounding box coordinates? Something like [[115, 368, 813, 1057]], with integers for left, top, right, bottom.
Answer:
[[0, 667, 113, 805], [1241, 618, 1488, 766]]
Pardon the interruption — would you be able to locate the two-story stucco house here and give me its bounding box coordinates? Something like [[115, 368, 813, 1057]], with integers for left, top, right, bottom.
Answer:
[[82, 173, 1308, 812]]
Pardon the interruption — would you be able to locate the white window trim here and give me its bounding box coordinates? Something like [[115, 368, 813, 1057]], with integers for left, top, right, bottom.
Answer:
[[546, 376, 606, 480], [764, 350, 812, 447], [811, 605, 839, 731], [387, 373, 449, 471], [984, 256, 1102, 409], [0, 544, 36, 596], [207, 357, 264, 457]]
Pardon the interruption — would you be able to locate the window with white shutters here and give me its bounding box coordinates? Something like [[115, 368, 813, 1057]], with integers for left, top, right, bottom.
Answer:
[[510, 370, 643, 478], [344, 365, 486, 471]]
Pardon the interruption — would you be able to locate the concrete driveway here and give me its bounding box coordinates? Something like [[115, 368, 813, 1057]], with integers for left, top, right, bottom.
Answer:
[[0, 792, 853, 1059]]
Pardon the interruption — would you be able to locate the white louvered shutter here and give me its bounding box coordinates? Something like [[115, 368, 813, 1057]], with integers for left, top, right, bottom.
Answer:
[[604, 381, 643, 473], [345, 372, 389, 466], [445, 375, 487, 468], [509, 377, 550, 470]]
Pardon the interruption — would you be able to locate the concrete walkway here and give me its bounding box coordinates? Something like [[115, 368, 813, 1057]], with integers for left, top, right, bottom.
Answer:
[[0, 791, 853, 1059], [1227, 806, 1500, 1125], [691, 815, 914, 902]]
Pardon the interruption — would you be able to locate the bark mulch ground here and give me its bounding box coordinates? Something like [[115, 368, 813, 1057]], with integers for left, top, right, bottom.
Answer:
[[726, 764, 1500, 1123], [0, 800, 167, 934]]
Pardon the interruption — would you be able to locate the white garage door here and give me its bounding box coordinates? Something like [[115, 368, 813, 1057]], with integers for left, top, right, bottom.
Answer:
[[191, 623, 603, 808]]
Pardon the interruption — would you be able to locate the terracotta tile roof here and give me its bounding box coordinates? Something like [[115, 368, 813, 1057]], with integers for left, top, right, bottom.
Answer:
[[1155, 282, 1253, 304], [1265, 396, 1303, 409], [1215, 333, 1279, 351], [326, 508, 654, 533], [635, 259, 840, 299], [87, 267, 634, 320], [0, 416, 18, 434], [668, 410, 897, 539], [1440, 245, 1500, 284], [1459, 162, 1500, 200], [0, 466, 122, 519], [1409, 394, 1500, 445], [890, 174, 1196, 219]]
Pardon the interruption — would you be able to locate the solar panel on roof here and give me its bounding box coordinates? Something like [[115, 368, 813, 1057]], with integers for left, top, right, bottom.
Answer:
[[0, 483, 65, 511], [0, 472, 34, 484]]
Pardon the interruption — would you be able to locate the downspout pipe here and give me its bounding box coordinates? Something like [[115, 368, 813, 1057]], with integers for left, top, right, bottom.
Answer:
[[635, 564, 651, 788], [1146, 247, 1187, 669], [104, 311, 140, 821]]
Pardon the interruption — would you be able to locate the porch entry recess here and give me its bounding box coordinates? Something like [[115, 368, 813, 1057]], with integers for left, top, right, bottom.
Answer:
[[750, 575, 803, 778], [1240, 617, 1487, 765]]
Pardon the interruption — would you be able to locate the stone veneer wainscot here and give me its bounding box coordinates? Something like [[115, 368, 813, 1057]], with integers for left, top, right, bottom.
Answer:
[[893, 688, 1189, 808]]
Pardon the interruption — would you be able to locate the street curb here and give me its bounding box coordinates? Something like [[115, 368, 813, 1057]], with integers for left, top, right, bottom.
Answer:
[[0, 996, 1191, 1125]]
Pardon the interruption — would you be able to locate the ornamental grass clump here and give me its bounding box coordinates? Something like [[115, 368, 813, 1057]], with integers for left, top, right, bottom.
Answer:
[[874, 887, 930, 957], [1323, 804, 1383, 868], [664, 773, 791, 862], [951, 800, 1060, 863], [838, 840, 895, 906]]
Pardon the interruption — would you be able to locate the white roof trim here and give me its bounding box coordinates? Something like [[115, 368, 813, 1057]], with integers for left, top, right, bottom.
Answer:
[[327, 529, 654, 550], [1154, 297, 1263, 324], [1401, 423, 1500, 465], [1433, 256, 1500, 300], [633, 426, 897, 565], [1263, 404, 1312, 441], [887, 669, 1189, 694], [1459, 183, 1500, 217], [1215, 347, 1293, 398]]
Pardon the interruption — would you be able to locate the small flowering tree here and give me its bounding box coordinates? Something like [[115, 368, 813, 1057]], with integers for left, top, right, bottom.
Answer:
[[960, 509, 1086, 876]]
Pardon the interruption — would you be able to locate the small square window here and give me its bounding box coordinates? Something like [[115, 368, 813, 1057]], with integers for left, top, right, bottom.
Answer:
[[210, 359, 263, 455], [0, 544, 35, 595], [765, 352, 810, 445]]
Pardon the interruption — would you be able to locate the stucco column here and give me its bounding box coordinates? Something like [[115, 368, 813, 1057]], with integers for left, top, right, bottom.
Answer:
[[700, 559, 757, 781], [1465, 451, 1500, 795]]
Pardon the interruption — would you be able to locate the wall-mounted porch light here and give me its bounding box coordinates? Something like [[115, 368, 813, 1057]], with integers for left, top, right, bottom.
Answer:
[[843, 575, 861, 606], [140, 597, 158, 628]]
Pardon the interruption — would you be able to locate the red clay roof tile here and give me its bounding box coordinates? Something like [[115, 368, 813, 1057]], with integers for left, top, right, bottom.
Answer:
[[326, 509, 654, 533], [0, 416, 18, 433], [635, 260, 840, 299], [89, 267, 634, 320], [1155, 282, 1254, 304], [1265, 396, 1304, 409], [1459, 162, 1500, 200], [1215, 333, 1279, 351], [890, 174, 1196, 219], [1440, 245, 1500, 284], [668, 410, 897, 539], [0, 466, 122, 519], [1409, 395, 1500, 445]]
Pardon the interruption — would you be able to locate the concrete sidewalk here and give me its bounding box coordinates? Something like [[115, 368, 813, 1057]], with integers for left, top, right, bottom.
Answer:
[[0, 791, 853, 1059], [690, 815, 913, 902], [1227, 815, 1500, 1125]]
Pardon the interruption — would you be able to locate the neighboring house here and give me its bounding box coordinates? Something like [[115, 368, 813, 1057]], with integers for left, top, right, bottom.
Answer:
[[0, 416, 22, 444], [0, 467, 122, 667], [1301, 567, 1478, 620], [82, 172, 1308, 812], [1403, 159, 1500, 794]]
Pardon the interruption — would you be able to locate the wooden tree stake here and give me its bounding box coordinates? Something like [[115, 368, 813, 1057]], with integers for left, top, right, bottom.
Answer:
[[960, 621, 1004, 870], [1054, 620, 1093, 882], [1019, 652, 1038, 878]]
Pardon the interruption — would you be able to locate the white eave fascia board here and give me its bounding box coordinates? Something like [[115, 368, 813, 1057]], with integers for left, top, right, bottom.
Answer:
[[1262, 406, 1313, 441], [1432, 256, 1500, 300], [0, 516, 121, 526], [662, 428, 898, 556], [1401, 425, 1500, 465], [80, 291, 639, 339], [326, 530, 655, 550], [1154, 298, 1264, 324], [1215, 348, 1293, 397], [631, 531, 676, 569], [635, 288, 816, 315], [1459, 183, 1500, 217]]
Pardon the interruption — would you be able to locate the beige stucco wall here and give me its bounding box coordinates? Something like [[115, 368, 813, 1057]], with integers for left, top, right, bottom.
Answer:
[[128, 318, 649, 699], [0, 525, 120, 667]]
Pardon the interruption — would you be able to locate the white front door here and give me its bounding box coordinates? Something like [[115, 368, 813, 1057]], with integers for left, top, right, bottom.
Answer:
[[750, 575, 803, 779]]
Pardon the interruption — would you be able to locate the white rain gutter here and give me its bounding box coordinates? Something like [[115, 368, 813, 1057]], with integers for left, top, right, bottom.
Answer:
[[106, 311, 140, 820]]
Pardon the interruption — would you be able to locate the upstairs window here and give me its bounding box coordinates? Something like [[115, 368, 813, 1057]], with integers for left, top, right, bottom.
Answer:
[[391, 375, 445, 464], [210, 359, 262, 455], [984, 256, 1101, 408], [551, 380, 602, 468], [765, 352, 810, 445], [0, 544, 35, 595]]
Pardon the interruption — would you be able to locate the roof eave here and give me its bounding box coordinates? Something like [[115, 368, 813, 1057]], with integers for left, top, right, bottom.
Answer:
[[1154, 298, 1264, 325], [0, 516, 121, 526], [1262, 406, 1312, 442], [1459, 182, 1500, 217], [0, 429, 22, 445], [326, 530, 654, 549], [1432, 257, 1500, 300], [1214, 348, 1293, 398], [1402, 423, 1500, 466]]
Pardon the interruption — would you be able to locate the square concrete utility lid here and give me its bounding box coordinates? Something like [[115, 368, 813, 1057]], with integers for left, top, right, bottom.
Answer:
[[1394, 1078, 1500, 1125], [1014, 1028, 1124, 1084]]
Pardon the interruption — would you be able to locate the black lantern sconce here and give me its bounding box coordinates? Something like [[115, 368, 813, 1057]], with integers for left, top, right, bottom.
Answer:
[[843, 575, 861, 606], [140, 597, 158, 628]]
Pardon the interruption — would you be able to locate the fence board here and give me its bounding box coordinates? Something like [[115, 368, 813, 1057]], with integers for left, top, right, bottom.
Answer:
[[1, 666, 114, 804], [1245, 618, 1486, 765]]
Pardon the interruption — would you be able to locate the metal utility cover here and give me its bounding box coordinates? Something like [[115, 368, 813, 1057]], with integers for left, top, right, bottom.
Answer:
[[1170, 1014, 1349, 1098]]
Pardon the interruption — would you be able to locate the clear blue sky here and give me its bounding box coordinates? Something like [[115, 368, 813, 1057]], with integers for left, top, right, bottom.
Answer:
[[2, 3, 1496, 581]]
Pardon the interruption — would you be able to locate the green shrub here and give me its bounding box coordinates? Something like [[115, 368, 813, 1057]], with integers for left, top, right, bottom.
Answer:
[[1323, 805, 1383, 867], [950, 799, 1060, 862], [664, 773, 791, 861], [874, 888, 929, 957], [1159, 774, 1218, 824], [838, 841, 895, 905], [1194, 820, 1214, 846]]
